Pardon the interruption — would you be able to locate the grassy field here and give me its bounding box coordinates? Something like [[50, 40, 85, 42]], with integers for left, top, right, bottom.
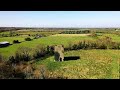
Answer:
[[1, 33, 120, 58], [0, 31, 120, 79], [0, 34, 95, 59], [51, 34, 91, 36], [35, 49, 119, 79]]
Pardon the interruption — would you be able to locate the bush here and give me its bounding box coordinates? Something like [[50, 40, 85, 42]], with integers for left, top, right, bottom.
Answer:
[[33, 44, 47, 59], [90, 31, 98, 37], [46, 45, 55, 55], [111, 42, 120, 49], [15, 63, 34, 79], [25, 37, 32, 41], [9, 47, 33, 63], [0, 61, 14, 79], [72, 44, 78, 50], [96, 36, 112, 49], [13, 40, 20, 44], [0, 61, 32, 79], [0, 53, 3, 62], [65, 36, 120, 50]]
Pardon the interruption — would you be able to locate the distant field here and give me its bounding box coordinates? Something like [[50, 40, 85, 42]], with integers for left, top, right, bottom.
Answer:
[[0, 33, 120, 59], [0, 29, 120, 79], [35, 49, 119, 79], [0, 30, 61, 36], [51, 34, 91, 37], [0, 34, 95, 59]]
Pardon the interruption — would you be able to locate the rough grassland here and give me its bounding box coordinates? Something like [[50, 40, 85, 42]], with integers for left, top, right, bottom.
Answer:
[[0, 33, 120, 79], [35, 49, 119, 79], [0, 35, 94, 59]]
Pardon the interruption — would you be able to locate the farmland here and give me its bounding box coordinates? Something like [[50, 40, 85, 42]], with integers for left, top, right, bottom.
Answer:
[[0, 28, 120, 79]]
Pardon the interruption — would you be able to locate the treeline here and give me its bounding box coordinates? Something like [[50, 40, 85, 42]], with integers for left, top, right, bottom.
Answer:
[[61, 30, 90, 34], [0, 27, 23, 32], [8, 44, 54, 63]]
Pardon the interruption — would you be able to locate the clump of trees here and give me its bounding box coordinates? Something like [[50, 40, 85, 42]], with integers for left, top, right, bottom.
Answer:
[[61, 30, 90, 34], [25, 37, 32, 41], [9, 47, 33, 64], [33, 44, 47, 59], [13, 40, 20, 44], [9, 44, 49, 64]]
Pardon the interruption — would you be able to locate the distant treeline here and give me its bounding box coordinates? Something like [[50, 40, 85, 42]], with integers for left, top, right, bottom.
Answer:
[[61, 30, 90, 34]]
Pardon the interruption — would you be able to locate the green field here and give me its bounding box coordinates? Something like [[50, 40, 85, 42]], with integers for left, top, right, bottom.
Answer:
[[1, 33, 120, 58], [0, 34, 95, 58], [0, 30, 120, 79], [35, 49, 119, 79]]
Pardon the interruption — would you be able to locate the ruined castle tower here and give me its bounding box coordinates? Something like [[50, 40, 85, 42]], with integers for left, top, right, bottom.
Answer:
[[54, 45, 64, 61]]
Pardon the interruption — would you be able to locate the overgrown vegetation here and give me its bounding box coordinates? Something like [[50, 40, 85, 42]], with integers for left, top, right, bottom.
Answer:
[[61, 30, 90, 34], [33, 44, 47, 59], [13, 40, 20, 44], [66, 36, 120, 50], [25, 37, 32, 41]]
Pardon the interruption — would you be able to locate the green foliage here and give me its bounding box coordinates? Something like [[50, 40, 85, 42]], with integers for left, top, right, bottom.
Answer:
[[0, 62, 14, 79], [46, 45, 55, 55], [65, 36, 120, 50], [9, 47, 33, 63], [90, 32, 97, 37], [35, 49, 119, 79], [25, 37, 32, 41], [61, 30, 90, 34], [33, 44, 47, 59], [13, 40, 20, 44], [0, 53, 3, 62]]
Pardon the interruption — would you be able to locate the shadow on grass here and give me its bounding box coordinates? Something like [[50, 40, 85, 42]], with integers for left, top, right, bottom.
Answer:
[[64, 56, 80, 61]]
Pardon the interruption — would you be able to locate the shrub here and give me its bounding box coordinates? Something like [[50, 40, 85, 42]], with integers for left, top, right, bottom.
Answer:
[[0, 61, 33, 79], [10, 62, 34, 79], [0, 53, 2, 62], [25, 37, 32, 41], [12, 47, 33, 62], [90, 31, 97, 37], [96, 36, 112, 49], [65, 37, 120, 50], [72, 44, 78, 50], [0, 61, 14, 79], [111, 42, 120, 49], [46, 45, 55, 55], [33, 44, 47, 59], [9, 56, 16, 63], [13, 40, 20, 44]]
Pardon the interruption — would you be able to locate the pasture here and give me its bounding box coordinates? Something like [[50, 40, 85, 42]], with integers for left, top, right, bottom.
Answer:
[[35, 49, 119, 79], [0, 29, 120, 79], [0, 33, 95, 59]]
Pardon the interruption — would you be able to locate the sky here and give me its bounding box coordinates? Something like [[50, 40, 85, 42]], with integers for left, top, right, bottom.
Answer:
[[0, 11, 120, 28]]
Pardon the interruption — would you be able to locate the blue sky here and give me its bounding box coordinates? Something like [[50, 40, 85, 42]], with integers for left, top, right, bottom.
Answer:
[[0, 11, 120, 28]]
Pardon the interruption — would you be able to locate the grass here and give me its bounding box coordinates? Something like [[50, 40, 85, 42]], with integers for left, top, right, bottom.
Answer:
[[98, 33, 120, 42], [0, 33, 120, 59], [0, 34, 95, 59], [51, 34, 91, 36], [0, 31, 120, 79], [35, 49, 119, 79]]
